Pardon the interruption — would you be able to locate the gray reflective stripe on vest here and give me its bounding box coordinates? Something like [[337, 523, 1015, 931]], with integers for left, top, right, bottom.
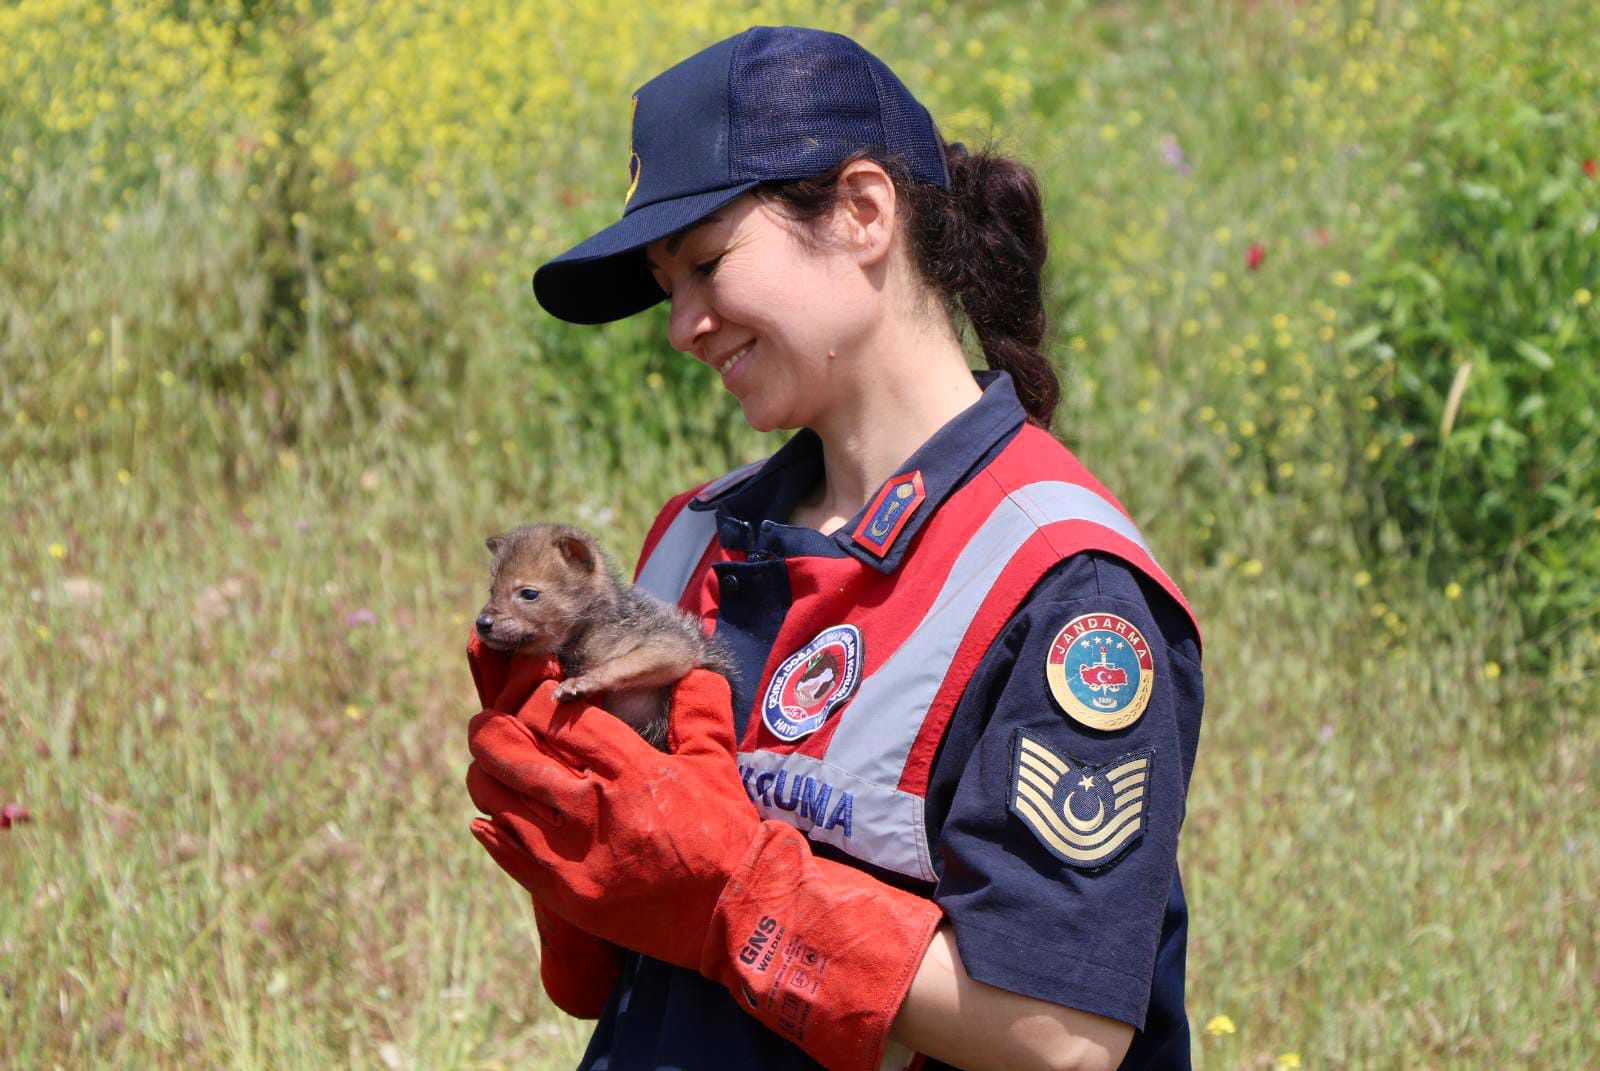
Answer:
[[692, 456, 766, 503], [826, 481, 1155, 786], [636, 506, 718, 604], [879, 1041, 915, 1071], [641, 477, 1155, 881], [736, 749, 936, 883]]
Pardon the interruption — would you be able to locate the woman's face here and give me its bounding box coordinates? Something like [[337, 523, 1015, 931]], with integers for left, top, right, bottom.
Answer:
[[645, 194, 868, 433]]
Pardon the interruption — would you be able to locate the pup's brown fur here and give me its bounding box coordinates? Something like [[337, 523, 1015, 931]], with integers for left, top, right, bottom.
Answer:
[[475, 523, 733, 748]]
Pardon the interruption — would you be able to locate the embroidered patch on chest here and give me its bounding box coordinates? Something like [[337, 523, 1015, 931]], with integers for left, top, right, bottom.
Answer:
[[851, 470, 925, 556], [762, 625, 863, 742], [1009, 729, 1153, 871], [1044, 611, 1155, 732]]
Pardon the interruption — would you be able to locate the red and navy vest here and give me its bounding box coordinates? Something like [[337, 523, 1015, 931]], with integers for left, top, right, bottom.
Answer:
[[634, 424, 1199, 883]]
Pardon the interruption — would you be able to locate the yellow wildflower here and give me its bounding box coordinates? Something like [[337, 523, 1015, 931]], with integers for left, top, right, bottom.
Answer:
[[1484, 661, 1502, 680], [48, 542, 66, 560], [1354, 570, 1372, 588], [1205, 1014, 1237, 1036], [1278, 1055, 1302, 1070], [1444, 582, 1462, 600]]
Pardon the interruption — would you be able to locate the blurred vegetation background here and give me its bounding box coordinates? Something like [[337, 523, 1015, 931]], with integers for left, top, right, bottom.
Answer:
[[2, 0, 1596, 1067]]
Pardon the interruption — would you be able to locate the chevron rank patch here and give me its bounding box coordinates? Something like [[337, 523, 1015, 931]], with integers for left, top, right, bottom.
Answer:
[[1009, 729, 1153, 871]]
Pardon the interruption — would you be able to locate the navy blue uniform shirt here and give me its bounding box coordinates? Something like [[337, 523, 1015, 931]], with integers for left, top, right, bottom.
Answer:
[[578, 374, 1204, 1070]]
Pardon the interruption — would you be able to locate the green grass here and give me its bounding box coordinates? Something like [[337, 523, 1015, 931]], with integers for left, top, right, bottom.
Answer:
[[3, 0, 1597, 1067]]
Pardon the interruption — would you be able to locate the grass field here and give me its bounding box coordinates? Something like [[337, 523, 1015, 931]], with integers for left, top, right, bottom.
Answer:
[[2, 0, 1597, 1068]]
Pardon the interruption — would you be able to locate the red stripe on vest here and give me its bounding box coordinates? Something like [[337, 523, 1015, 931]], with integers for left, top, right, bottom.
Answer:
[[896, 520, 1182, 796], [642, 424, 1199, 789]]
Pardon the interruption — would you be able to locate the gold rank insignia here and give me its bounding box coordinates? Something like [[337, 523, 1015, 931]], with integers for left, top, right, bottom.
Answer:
[[624, 95, 642, 208], [1008, 729, 1153, 870]]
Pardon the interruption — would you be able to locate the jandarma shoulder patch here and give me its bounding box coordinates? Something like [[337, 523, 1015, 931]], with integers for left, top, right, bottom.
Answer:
[[1044, 610, 1155, 732], [1008, 729, 1153, 871]]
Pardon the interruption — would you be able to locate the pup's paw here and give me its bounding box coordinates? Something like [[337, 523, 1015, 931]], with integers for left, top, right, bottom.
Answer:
[[552, 678, 591, 703]]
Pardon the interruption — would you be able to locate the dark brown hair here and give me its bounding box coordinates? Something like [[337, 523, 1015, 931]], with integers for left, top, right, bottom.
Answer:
[[755, 141, 1059, 427]]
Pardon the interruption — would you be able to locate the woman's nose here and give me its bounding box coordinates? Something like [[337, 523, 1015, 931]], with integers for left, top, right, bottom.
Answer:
[[666, 291, 718, 355]]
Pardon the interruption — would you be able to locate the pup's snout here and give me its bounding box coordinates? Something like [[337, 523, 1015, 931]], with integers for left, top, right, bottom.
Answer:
[[475, 613, 496, 637]]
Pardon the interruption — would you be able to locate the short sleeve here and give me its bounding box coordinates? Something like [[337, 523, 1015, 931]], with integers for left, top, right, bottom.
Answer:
[[928, 552, 1205, 1028]]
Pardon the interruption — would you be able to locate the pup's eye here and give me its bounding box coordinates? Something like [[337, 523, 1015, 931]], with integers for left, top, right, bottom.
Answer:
[[516, 588, 540, 601]]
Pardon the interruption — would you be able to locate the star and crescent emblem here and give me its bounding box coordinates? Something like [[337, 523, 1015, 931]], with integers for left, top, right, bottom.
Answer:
[[851, 470, 925, 557], [1008, 730, 1153, 870]]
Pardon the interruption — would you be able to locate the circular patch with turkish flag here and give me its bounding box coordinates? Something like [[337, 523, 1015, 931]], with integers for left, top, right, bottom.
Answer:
[[1045, 612, 1155, 732]]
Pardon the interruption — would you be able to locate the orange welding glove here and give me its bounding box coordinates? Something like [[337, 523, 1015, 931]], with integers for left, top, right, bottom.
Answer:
[[466, 670, 943, 1071], [467, 633, 624, 1018]]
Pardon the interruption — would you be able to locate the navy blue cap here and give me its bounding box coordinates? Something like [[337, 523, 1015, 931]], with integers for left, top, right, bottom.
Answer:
[[533, 26, 949, 325]]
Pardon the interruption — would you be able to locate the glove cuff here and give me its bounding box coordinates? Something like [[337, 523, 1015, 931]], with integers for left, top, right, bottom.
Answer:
[[532, 900, 626, 1020], [703, 822, 942, 1071]]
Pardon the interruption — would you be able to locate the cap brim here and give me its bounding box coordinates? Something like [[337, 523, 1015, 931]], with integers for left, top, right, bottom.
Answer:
[[531, 182, 761, 324]]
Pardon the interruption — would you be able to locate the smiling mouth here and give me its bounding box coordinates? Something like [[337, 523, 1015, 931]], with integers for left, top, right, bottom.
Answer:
[[717, 341, 754, 381]]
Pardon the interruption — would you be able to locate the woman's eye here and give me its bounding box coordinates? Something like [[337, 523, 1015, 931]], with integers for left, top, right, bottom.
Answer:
[[694, 255, 723, 278], [517, 588, 540, 601]]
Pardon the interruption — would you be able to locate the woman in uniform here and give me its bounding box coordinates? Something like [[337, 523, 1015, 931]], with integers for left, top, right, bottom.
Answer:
[[465, 25, 1204, 1071]]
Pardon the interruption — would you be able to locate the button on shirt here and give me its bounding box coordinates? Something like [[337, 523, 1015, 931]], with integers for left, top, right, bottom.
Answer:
[[578, 373, 1205, 1071]]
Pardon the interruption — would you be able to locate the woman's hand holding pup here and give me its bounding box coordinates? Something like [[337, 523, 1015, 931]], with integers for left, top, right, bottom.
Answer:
[[466, 670, 942, 1071], [466, 636, 623, 1018]]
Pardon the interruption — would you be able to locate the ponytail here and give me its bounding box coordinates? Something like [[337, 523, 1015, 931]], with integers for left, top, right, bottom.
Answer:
[[919, 141, 1056, 427], [758, 141, 1060, 428]]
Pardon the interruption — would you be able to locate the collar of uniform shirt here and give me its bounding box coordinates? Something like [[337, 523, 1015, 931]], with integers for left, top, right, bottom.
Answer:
[[689, 370, 1028, 573]]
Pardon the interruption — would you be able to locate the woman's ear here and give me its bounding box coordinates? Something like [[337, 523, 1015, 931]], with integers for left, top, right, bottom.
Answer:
[[834, 160, 897, 269]]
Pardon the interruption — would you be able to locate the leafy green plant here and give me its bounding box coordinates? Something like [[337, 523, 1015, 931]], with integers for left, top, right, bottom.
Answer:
[[1348, 80, 1599, 667]]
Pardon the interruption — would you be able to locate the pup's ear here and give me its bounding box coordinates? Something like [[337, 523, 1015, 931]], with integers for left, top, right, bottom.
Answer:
[[554, 531, 597, 573], [485, 534, 504, 556]]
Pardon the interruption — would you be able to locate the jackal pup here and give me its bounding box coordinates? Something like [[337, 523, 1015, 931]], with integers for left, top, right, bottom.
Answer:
[[474, 523, 733, 748]]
